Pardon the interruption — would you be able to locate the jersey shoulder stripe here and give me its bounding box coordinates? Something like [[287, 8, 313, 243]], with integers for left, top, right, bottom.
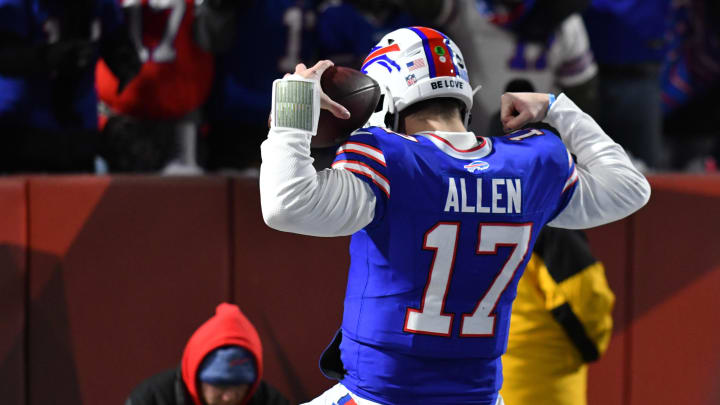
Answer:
[[335, 141, 386, 166], [333, 128, 391, 198], [562, 150, 579, 193], [332, 159, 390, 197], [336, 130, 386, 168]]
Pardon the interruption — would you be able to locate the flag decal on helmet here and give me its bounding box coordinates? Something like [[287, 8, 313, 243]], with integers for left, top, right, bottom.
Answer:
[[406, 58, 426, 71]]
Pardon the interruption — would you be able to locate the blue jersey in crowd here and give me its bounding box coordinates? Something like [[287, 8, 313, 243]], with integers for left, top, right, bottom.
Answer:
[[316, 2, 415, 69], [0, 0, 123, 130], [330, 126, 577, 404], [661, 0, 720, 113], [207, 0, 317, 125], [583, 0, 672, 65]]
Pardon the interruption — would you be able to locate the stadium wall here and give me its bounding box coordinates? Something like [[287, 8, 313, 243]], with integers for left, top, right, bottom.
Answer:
[[0, 175, 717, 404]]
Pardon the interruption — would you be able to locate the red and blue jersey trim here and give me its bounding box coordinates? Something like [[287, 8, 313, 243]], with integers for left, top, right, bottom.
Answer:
[[424, 133, 487, 153], [550, 151, 579, 223], [333, 394, 357, 405], [562, 150, 579, 193], [333, 133, 390, 198], [336, 141, 387, 167]]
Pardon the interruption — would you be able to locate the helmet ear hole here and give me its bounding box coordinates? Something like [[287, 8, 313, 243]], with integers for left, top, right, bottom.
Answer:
[[375, 94, 385, 113], [384, 112, 394, 129]]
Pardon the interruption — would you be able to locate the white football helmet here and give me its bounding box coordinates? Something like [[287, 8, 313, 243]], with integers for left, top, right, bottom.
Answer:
[[362, 26, 474, 131]]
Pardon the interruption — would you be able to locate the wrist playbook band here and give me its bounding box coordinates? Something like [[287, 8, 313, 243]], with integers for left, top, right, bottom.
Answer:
[[271, 75, 320, 133]]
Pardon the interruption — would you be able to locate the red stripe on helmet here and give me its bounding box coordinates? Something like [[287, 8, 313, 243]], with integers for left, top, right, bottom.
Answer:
[[413, 27, 455, 78], [362, 43, 400, 66]]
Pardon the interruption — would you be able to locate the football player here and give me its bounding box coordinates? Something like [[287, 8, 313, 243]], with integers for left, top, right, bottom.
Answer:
[[260, 26, 649, 404]]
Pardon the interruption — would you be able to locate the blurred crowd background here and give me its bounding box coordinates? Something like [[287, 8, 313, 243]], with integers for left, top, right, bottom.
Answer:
[[0, 0, 717, 176]]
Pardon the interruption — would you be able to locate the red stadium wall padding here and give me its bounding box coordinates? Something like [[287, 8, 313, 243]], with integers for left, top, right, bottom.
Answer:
[[26, 176, 233, 405], [0, 178, 28, 405], [586, 219, 632, 405], [232, 178, 349, 403], [628, 175, 720, 404], [0, 173, 711, 405]]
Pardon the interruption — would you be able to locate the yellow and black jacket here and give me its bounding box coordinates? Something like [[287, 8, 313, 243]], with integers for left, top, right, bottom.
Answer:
[[500, 227, 615, 405]]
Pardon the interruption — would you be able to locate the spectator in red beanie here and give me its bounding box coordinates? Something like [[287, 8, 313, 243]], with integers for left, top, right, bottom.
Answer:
[[125, 303, 288, 405]]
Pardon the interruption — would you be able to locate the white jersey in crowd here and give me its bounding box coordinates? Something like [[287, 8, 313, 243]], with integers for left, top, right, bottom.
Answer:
[[443, 0, 597, 132]]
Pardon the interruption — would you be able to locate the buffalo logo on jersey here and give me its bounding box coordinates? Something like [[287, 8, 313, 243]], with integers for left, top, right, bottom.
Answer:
[[464, 160, 490, 173]]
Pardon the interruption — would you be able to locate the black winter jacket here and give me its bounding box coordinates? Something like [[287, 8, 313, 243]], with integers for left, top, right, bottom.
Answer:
[[125, 367, 290, 405]]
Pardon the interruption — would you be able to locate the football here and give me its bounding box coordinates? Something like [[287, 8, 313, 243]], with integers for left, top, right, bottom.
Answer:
[[313, 66, 381, 148]]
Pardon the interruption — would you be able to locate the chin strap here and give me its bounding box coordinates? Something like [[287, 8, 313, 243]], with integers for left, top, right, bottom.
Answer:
[[379, 85, 399, 131], [462, 84, 481, 130], [472, 84, 482, 97], [463, 111, 472, 129]]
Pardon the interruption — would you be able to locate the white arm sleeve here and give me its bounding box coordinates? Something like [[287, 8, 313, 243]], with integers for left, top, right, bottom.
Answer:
[[259, 127, 376, 237], [546, 94, 651, 229]]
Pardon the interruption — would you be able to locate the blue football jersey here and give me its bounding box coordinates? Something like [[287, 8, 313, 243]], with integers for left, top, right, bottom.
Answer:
[[330, 126, 577, 404], [207, 0, 318, 124], [660, 0, 720, 114], [583, 0, 672, 65], [0, 0, 123, 130], [316, 3, 416, 69]]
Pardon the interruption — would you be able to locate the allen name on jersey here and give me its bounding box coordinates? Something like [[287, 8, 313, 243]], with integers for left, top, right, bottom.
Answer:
[[444, 177, 522, 214]]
